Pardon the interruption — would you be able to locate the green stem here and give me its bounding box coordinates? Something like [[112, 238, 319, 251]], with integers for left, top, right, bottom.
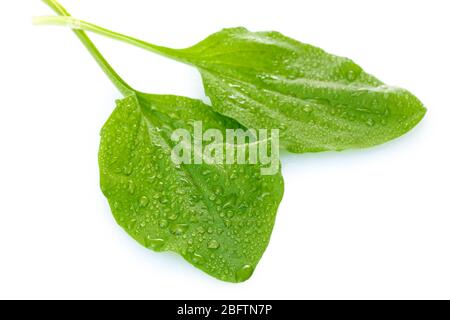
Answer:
[[33, 13, 188, 65], [42, 0, 69, 16], [39, 0, 133, 96]]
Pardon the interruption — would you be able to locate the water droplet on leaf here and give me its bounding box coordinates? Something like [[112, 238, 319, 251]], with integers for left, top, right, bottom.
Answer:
[[128, 180, 135, 194], [208, 240, 220, 249], [192, 253, 205, 265], [145, 238, 165, 251], [366, 118, 375, 127], [170, 224, 188, 235], [303, 105, 313, 113], [159, 219, 168, 229], [235, 264, 254, 282], [139, 196, 149, 207]]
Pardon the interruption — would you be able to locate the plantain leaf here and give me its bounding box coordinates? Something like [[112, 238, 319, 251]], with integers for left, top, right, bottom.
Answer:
[[34, 17, 427, 153], [175, 28, 427, 152], [100, 93, 284, 282]]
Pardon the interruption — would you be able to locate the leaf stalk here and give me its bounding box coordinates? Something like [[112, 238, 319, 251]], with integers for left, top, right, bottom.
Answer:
[[38, 0, 134, 96]]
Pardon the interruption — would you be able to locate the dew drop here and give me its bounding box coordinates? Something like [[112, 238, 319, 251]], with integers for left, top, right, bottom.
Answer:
[[208, 240, 220, 249], [176, 189, 186, 195], [128, 180, 135, 194], [197, 226, 205, 234], [342, 62, 362, 81], [139, 196, 149, 208], [346, 70, 357, 81], [269, 74, 280, 80], [235, 264, 254, 282], [159, 219, 168, 229], [257, 74, 270, 81], [123, 164, 133, 176], [192, 253, 205, 265], [145, 238, 165, 251], [303, 105, 313, 113], [168, 212, 178, 221], [170, 224, 188, 235], [213, 186, 224, 195]]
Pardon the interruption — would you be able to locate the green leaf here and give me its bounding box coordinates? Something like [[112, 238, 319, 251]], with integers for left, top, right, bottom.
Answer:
[[100, 93, 284, 282], [37, 0, 284, 282], [177, 28, 427, 153], [34, 17, 426, 153]]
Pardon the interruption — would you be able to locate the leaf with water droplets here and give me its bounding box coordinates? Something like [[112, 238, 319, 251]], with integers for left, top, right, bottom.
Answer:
[[172, 28, 427, 152], [99, 93, 284, 282]]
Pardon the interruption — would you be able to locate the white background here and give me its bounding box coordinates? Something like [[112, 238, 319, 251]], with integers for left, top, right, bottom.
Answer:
[[0, 0, 449, 299]]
